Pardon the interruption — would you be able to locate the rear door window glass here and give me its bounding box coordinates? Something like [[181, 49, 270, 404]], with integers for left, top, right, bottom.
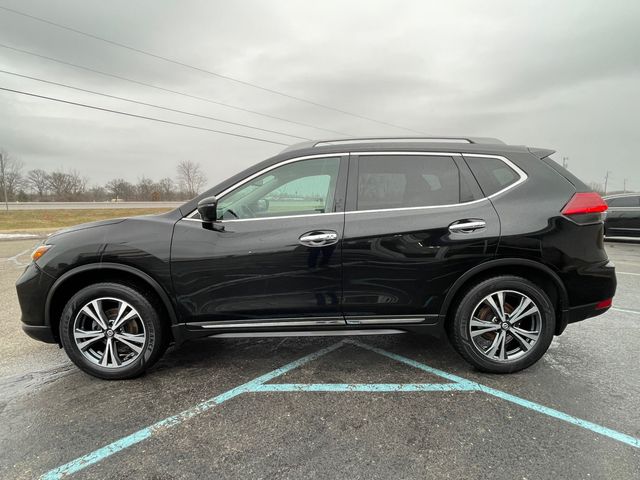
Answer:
[[356, 155, 461, 210]]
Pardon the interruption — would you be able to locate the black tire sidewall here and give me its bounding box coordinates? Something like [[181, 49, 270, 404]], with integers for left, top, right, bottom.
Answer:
[[60, 283, 165, 380], [450, 276, 556, 373]]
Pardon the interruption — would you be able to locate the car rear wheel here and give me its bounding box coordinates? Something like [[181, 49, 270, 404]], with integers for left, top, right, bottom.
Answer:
[[60, 282, 167, 379], [448, 276, 555, 373]]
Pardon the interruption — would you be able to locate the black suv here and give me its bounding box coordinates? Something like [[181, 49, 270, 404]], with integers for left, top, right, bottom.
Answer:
[[16, 137, 616, 379]]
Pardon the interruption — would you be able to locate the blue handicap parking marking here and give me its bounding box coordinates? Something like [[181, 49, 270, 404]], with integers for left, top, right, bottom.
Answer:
[[41, 339, 640, 479]]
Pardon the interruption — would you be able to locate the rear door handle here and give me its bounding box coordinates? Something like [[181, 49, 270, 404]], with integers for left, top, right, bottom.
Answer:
[[299, 231, 339, 247], [449, 219, 487, 233]]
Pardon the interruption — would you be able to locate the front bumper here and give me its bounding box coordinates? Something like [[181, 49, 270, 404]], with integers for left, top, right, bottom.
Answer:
[[15, 262, 56, 343]]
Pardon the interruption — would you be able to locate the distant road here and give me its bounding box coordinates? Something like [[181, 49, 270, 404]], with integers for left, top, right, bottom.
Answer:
[[3, 202, 183, 211]]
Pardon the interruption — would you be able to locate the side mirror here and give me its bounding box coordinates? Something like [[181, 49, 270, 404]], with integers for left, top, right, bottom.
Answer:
[[197, 196, 218, 223], [256, 198, 270, 212]]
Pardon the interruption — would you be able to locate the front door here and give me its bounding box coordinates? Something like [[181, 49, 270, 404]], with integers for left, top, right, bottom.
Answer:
[[341, 152, 501, 325], [171, 154, 348, 327]]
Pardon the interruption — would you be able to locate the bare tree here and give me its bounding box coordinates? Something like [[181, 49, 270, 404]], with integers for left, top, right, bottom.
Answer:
[[88, 185, 108, 202], [0, 150, 24, 208], [177, 160, 206, 198], [105, 178, 134, 202], [27, 169, 50, 200], [69, 170, 88, 197], [158, 177, 175, 200], [136, 176, 157, 201], [47, 171, 74, 201]]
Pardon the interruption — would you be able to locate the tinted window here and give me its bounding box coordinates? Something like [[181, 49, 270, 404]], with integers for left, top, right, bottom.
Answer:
[[357, 155, 461, 210], [607, 196, 640, 207], [216, 157, 340, 220], [466, 156, 520, 196]]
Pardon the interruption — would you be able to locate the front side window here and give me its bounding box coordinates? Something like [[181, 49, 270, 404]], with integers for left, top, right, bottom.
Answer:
[[216, 157, 340, 220], [356, 155, 462, 210]]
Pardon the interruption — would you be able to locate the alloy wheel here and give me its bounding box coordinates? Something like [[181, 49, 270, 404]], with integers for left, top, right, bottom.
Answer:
[[469, 290, 541, 362], [73, 297, 147, 368]]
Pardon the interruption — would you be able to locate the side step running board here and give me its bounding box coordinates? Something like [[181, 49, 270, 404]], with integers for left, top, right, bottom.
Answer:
[[210, 329, 407, 338]]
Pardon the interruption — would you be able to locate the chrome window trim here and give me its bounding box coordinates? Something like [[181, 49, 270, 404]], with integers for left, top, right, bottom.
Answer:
[[461, 153, 529, 199], [183, 211, 343, 223], [344, 152, 527, 215], [183, 151, 527, 222], [186, 152, 346, 220]]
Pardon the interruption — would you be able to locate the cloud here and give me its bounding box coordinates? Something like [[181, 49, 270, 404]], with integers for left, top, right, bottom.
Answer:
[[0, 0, 638, 191]]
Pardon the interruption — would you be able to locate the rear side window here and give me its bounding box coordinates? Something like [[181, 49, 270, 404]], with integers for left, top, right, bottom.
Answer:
[[465, 156, 520, 196], [356, 155, 462, 210], [607, 196, 640, 207]]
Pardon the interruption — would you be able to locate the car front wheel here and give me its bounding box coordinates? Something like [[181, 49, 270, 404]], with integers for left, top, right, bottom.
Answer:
[[60, 282, 167, 379]]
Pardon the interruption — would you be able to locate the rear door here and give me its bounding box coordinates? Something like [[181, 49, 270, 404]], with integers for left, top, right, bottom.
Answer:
[[171, 154, 348, 328], [341, 152, 501, 325]]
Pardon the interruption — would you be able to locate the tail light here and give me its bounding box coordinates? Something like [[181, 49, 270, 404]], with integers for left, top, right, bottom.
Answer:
[[561, 192, 607, 224], [561, 192, 608, 215]]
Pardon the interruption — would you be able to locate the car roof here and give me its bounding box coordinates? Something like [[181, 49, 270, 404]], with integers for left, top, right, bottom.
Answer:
[[279, 137, 533, 156]]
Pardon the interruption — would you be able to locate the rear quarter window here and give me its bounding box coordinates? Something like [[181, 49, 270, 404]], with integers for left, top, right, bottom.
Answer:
[[465, 156, 520, 197]]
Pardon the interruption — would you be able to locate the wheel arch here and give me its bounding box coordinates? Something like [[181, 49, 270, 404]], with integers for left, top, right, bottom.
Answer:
[[45, 263, 178, 342], [439, 259, 570, 335]]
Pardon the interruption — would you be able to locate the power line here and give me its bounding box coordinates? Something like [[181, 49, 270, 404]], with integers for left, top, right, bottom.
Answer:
[[0, 87, 289, 146], [0, 5, 423, 134], [0, 69, 310, 141], [0, 43, 349, 137]]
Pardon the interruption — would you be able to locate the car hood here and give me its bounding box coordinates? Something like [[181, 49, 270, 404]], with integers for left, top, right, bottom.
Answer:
[[47, 218, 126, 240]]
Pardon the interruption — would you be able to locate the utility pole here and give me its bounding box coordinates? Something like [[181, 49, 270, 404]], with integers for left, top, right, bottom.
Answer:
[[623, 178, 627, 193], [604, 170, 611, 195], [0, 151, 8, 212], [562, 156, 569, 169]]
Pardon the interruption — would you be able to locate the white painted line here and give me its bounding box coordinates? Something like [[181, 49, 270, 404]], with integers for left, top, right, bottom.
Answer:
[[0, 233, 39, 239], [617, 271, 640, 276], [611, 307, 640, 315]]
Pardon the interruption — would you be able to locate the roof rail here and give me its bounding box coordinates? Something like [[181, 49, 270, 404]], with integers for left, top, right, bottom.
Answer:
[[312, 136, 505, 147]]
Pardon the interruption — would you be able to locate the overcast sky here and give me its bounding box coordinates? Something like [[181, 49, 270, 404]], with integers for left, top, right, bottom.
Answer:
[[0, 0, 638, 192]]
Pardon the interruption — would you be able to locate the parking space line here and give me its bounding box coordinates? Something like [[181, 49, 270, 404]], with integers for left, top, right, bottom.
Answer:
[[349, 340, 640, 449], [40, 342, 344, 480], [473, 384, 640, 448], [617, 271, 640, 276], [252, 383, 476, 392], [41, 338, 640, 479], [611, 307, 640, 315]]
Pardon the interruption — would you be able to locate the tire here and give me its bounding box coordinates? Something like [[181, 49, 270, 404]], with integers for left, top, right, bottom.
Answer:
[[447, 275, 555, 374], [60, 282, 168, 380]]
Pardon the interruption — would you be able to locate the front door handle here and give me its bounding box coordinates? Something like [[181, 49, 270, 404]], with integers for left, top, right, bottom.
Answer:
[[449, 219, 487, 233], [299, 231, 339, 247]]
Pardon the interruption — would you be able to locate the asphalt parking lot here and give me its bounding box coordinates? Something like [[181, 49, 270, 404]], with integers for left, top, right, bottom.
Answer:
[[1, 239, 638, 479]]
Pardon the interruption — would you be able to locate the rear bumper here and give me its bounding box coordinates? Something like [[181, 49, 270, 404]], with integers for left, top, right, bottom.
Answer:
[[556, 260, 616, 334], [567, 302, 612, 324]]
